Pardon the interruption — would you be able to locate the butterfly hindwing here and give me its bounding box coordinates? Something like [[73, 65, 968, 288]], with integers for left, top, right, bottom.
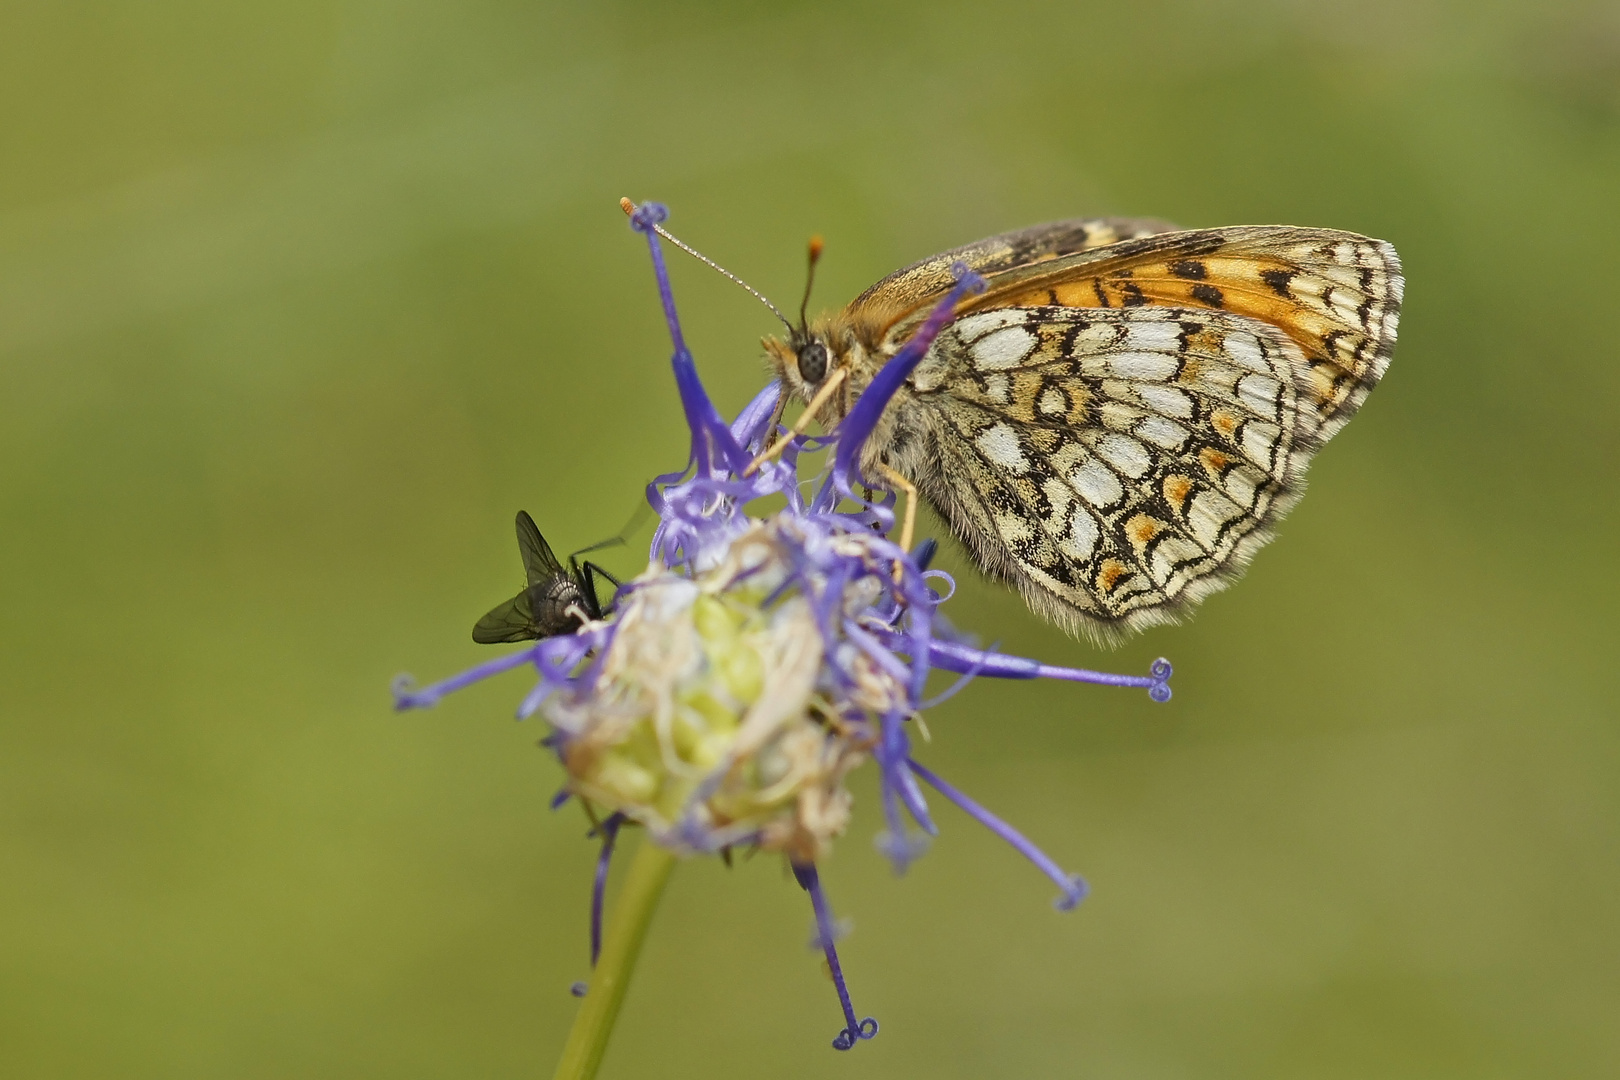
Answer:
[[905, 303, 1323, 638]]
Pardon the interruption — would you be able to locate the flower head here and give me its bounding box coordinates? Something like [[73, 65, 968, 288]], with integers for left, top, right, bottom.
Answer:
[[393, 201, 1172, 1050]]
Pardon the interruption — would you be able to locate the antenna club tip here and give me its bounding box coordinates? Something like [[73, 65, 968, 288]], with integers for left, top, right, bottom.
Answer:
[[808, 234, 824, 261], [624, 200, 669, 232]]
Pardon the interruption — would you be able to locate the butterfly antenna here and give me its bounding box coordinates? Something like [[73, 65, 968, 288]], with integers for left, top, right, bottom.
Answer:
[[620, 198, 792, 331], [798, 234, 823, 331]]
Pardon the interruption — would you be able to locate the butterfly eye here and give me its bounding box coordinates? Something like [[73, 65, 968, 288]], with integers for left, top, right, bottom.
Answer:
[[797, 340, 829, 383]]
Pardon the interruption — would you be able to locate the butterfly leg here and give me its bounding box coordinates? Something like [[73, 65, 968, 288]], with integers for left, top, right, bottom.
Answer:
[[875, 462, 918, 583], [759, 391, 788, 454], [744, 368, 848, 475]]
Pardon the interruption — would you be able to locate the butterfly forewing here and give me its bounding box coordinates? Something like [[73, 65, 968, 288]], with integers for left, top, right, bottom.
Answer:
[[894, 226, 1401, 440], [845, 217, 1179, 323]]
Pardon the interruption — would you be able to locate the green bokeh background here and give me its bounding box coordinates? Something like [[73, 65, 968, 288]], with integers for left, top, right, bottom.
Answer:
[[4, 2, 1618, 1077]]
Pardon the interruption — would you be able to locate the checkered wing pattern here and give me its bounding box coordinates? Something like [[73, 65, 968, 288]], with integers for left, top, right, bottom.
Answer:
[[908, 304, 1325, 638], [780, 223, 1402, 639]]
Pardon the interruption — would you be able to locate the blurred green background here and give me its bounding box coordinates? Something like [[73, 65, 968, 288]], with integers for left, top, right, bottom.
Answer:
[[4, 2, 1618, 1077]]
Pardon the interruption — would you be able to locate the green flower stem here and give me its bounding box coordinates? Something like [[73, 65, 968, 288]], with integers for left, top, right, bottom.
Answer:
[[551, 836, 677, 1080]]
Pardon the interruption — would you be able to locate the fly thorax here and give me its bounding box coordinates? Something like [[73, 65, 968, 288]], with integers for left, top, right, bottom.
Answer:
[[534, 578, 587, 635]]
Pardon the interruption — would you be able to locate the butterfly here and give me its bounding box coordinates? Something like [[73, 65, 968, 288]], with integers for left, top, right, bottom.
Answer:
[[472, 511, 625, 644], [762, 217, 1402, 641]]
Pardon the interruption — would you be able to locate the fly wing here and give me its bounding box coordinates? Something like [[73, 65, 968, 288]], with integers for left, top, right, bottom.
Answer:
[[515, 510, 565, 587], [472, 590, 540, 644]]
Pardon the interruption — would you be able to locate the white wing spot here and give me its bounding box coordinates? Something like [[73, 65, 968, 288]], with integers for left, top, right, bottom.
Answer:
[[1188, 489, 1243, 547], [1223, 467, 1259, 510], [1136, 384, 1193, 419], [1042, 476, 1074, 519], [1060, 505, 1099, 561], [983, 373, 1011, 403], [1050, 440, 1087, 475], [1331, 292, 1364, 325], [1319, 264, 1366, 289], [1109, 351, 1178, 381], [1097, 433, 1152, 479], [1135, 414, 1189, 450], [1241, 421, 1279, 470], [976, 423, 1030, 474], [1038, 386, 1067, 416], [1151, 536, 1206, 586], [954, 309, 1025, 341], [1290, 274, 1328, 302], [971, 326, 1036, 371], [1099, 400, 1144, 431], [1237, 373, 1282, 415], [1071, 323, 1123, 355], [1070, 457, 1123, 508], [1224, 332, 1269, 374], [1123, 320, 1181, 352]]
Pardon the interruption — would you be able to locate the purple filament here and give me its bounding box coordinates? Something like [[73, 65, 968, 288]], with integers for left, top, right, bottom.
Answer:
[[590, 813, 625, 967], [916, 644, 1000, 710], [872, 628, 1173, 701], [390, 199, 1185, 1041], [906, 757, 1088, 911], [629, 202, 750, 477], [391, 648, 537, 710], [875, 759, 932, 875], [874, 706, 935, 842], [791, 861, 878, 1051]]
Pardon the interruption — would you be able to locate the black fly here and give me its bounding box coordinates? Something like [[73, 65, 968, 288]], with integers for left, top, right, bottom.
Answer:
[[471, 511, 626, 644]]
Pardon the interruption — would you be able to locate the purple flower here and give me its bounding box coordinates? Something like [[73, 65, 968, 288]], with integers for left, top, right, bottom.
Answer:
[[393, 201, 1172, 1051]]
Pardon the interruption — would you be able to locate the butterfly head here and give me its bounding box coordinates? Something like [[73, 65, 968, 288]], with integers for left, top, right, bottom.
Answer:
[[763, 233, 869, 420], [763, 320, 864, 423], [765, 322, 832, 388], [793, 331, 829, 384]]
